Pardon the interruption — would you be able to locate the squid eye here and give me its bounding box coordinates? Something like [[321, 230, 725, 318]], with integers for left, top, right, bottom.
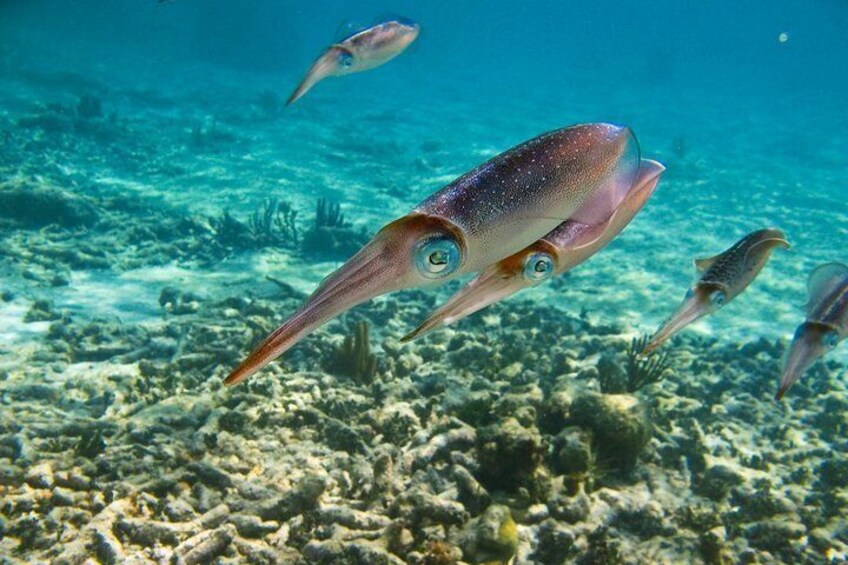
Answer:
[[338, 51, 353, 68], [709, 290, 726, 308], [522, 253, 555, 284], [415, 236, 461, 279], [823, 331, 839, 349]]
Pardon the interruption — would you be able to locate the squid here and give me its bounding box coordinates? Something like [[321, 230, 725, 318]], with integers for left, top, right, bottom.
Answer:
[[777, 262, 848, 400], [401, 159, 665, 341], [642, 228, 790, 355], [225, 123, 640, 385], [287, 19, 420, 105]]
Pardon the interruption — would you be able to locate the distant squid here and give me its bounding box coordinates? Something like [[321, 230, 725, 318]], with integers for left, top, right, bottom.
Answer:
[[225, 123, 640, 385], [402, 159, 665, 341], [777, 262, 848, 400], [642, 228, 790, 355], [286, 19, 420, 105]]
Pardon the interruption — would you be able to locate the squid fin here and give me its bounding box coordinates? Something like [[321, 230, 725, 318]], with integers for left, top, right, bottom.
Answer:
[[805, 262, 848, 317], [569, 133, 641, 226], [694, 255, 721, 274], [742, 237, 791, 268]]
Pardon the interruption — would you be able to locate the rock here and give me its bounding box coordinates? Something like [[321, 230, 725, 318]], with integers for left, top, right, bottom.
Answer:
[[816, 456, 848, 489], [372, 451, 394, 500], [522, 503, 550, 524], [186, 461, 234, 490], [217, 409, 250, 434], [53, 470, 91, 491], [165, 499, 197, 522], [596, 354, 627, 394], [174, 524, 235, 565], [376, 403, 421, 445], [0, 179, 99, 228], [76, 430, 106, 457], [744, 519, 805, 555], [459, 504, 519, 564], [24, 299, 62, 322], [0, 463, 24, 487], [259, 475, 326, 522], [444, 384, 497, 427], [530, 519, 575, 565], [551, 426, 593, 478], [699, 527, 730, 565], [0, 434, 25, 461], [115, 518, 184, 546], [191, 483, 223, 513], [323, 418, 369, 454], [232, 537, 303, 564], [385, 523, 415, 557], [199, 504, 231, 529], [24, 461, 54, 489], [230, 514, 280, 538], [159, 287, 202, 315], [568, 392, 651, 469], [410, 540, 463, 564], [302, 539, 405, 565], [391, 490, 468, 527], [409, 426, 476, 470], [452, 464, 491, 515], [51, 486, 76, 507], [694, 463, 744, 501], [92, 527, 124, 565], [612, 503, 676, 539], [475, 417, 545, 494], [548, 491, 590, 523], [318, 505, 391, 530]]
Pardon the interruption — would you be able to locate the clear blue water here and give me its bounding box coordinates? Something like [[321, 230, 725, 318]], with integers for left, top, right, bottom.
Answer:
[[1, 1, 847, 562]]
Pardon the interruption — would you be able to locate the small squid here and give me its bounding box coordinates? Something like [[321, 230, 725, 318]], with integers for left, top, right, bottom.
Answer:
[[642, 228, 790, 355], [286, 19, 420, 105], [777, 262, 848, 400], [401, 159, 665, 341], [225, 123, 640, 385]]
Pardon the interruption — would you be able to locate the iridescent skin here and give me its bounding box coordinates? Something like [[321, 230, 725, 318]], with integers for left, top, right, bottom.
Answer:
[[286, 20, 420, 105], [224, 123, 639, 385], [642, 228, 790, 355], [402, 159, 665, 341], [777, 263, 848, 400]]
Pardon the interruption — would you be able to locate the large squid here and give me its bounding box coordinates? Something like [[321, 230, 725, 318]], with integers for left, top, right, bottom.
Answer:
[[401, 159, 665, 341], [286, 19, 420, 105], [642, 228, 790, 355], [225, 123, 640, 385], [777, 262, 848, 400]]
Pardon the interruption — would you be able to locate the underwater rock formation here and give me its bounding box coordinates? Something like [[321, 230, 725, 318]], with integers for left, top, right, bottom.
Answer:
[[475, 417, 547, 499], [0, 179, 99, 228], [568, 392, 651, 470]]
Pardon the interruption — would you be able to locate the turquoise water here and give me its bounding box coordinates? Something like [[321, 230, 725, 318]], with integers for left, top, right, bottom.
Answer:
[[1, 1, 847, 563]]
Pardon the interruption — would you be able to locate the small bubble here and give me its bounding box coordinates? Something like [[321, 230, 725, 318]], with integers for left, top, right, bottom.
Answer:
[[778, 32, 789, 43]]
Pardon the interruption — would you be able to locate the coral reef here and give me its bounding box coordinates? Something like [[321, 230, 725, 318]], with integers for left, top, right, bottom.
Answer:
[[0, 178, 99, 229], [568, 391, 652, 470]]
